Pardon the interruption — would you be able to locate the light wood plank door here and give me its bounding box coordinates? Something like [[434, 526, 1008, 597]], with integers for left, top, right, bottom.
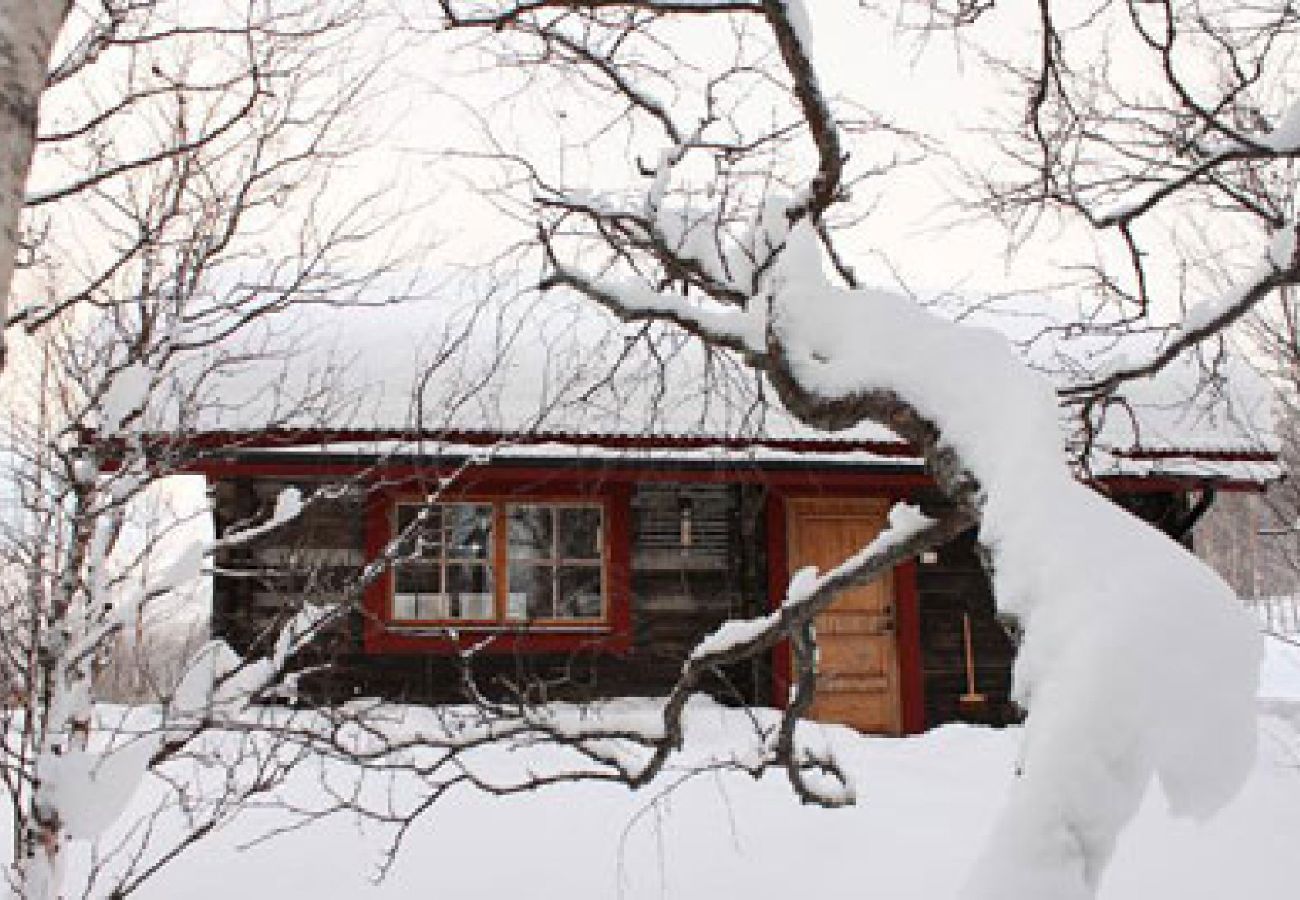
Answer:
[[786, 498, 901, 735]]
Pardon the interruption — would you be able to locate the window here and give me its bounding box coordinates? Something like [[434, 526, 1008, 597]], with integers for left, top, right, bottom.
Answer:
[[392, 503, 494, 621], [507, 505, 603, 620], [392, 500, 605, 624]]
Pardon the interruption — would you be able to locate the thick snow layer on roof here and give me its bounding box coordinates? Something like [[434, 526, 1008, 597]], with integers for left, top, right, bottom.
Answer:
[[921, 294, 1277, 459], [192, 287, 1276, 477], [195, 292, 900, 441]]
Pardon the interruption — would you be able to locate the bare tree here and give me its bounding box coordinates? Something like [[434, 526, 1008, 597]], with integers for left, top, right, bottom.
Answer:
[[356, 3, 1294, 897], [0, 2, 414, 896], [0, 3, 1289, 897], [0, 1, 70, 364], [0, 1, 384, 371]]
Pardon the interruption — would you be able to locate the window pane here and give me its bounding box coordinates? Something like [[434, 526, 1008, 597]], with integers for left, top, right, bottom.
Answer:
[[396, 504, 443, 559], [557, 507, 601, 560], [557, 566, 602, 619], [391, 501, 607, 625], [507, 562, 554, 619], [445, 504, 493, 560], [447, 563, 494, 619], [418, 593, 451, 619], [506, 586, 528, 621], [395, 590, 451, 621], [508, 505, 553, 561], [393, 593, 418, 620], [394, 562, 440, 596]]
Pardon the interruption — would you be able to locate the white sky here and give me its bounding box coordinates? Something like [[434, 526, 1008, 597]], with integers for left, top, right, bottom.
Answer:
[[312, 1, 1286, 331], [20, 2, 1287, 332], [343, 4, 1108, 302]]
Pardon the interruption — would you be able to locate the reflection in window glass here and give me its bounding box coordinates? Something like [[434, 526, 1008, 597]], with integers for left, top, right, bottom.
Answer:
[[392, 501, 604, 623], [393, 503, 494, 621], [558, 507, 601, 559], [393, 593, 417, 620], [445, 504, 493, 559], [507, 562, 553, 620], [558, 566, 602, 618], [505, 504, 603, 620], [507, 506, 553, 561]]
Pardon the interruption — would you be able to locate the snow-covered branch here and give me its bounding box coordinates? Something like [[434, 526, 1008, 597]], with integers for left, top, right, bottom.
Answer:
[[1063, 224, 1300, 402], [540, 261, 767, 362]]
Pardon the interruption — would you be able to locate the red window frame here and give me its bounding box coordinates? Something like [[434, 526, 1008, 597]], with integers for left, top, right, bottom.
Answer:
[[363, 479, 632, 654]]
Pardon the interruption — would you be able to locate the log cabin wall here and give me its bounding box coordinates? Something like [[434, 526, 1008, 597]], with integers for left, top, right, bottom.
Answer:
[[912, 494, 1019, 728], [210, 472, 1193, 723], [626, 482, 770, 705], [210, 477, 770, 705], [211, 478, 365, 663]]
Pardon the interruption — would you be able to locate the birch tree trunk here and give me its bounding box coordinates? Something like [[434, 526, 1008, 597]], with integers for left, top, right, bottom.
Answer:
[[0, 1, 68, 372]]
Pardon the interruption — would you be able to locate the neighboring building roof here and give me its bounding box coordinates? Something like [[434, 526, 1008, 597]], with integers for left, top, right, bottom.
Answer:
[[185, 291, 1279, 485]]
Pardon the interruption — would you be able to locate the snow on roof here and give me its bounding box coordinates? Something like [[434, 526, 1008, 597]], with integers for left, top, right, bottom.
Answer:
[[189, 288, 1278, 482]]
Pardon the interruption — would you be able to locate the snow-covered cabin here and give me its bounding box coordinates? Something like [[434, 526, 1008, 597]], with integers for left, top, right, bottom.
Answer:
[[184, 294, 1278, 734]]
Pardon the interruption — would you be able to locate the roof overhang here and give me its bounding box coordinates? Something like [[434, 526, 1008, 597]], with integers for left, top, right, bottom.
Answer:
[[120, 427, 1279, 492]]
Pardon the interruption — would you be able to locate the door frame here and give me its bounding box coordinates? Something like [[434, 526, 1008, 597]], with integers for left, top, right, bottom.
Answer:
[[766, 489, 925, 734]]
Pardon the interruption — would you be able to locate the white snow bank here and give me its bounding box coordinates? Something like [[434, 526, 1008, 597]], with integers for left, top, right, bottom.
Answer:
[[37, 702, 1300, 900], [36, 734, 159, 841]]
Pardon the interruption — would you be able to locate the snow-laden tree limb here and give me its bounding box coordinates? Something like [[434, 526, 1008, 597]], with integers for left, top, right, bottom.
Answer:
[[434, 3, 1271, 897], [1062, 224, 1300, 402]]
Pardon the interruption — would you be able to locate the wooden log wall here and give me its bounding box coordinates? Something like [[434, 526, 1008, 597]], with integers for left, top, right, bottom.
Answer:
[[210, 478, 770, 705], [211, 474, 1192, 722], [211, 478, 365, 680], [913, 493, 1020, 728], [625, 483, 770, 705]]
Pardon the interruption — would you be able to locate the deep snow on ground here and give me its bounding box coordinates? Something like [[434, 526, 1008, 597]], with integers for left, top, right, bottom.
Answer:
[[37, 698, 1300, 900]]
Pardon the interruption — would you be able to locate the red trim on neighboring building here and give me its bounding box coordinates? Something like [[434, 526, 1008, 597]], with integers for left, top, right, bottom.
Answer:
[[895, 559, 925, 735], [1110, 447, 1277, 462], [1092, 475, 1265, 494]]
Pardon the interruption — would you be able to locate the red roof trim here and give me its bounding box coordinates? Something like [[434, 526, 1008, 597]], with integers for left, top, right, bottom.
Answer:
[[176, 427, 917, 456], [148, 427, 1278, 465]]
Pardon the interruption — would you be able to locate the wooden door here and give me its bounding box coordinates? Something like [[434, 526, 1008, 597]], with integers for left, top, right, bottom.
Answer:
[[786, 498, 901, 735]]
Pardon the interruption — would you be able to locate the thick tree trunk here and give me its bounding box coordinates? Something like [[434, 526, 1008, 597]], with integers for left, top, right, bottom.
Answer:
[[0, 1, 69, 373]]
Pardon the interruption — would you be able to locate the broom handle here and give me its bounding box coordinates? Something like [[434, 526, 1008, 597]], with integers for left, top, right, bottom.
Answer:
[[963, 612, 977, 695]]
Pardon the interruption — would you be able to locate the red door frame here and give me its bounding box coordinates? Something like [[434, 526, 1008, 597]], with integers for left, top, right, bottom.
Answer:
[[765, 489, 925, 735]]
